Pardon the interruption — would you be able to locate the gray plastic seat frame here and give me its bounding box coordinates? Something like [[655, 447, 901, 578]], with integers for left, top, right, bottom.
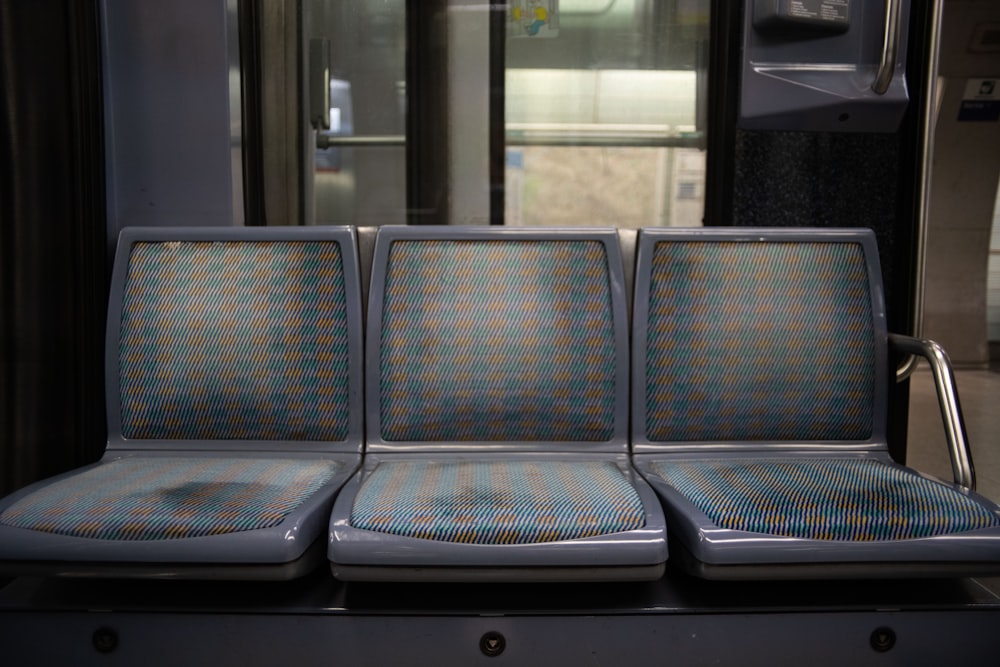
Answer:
[[631, 227, 1000, 580], [328, 226, 667, 582], [0, 226, 364, 580]]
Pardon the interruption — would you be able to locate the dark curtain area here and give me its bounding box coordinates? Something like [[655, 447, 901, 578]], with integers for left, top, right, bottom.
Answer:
[[0, 0, 108, 497]]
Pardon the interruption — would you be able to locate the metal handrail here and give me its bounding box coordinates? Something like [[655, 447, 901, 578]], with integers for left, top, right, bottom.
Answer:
[[317, 132, 706, 149], [317, 135, 406, 148], [504, 133, 705, 148], [872, 0, 902, 94], [897, 0, 943, 382], [889, 333, 976, 491]]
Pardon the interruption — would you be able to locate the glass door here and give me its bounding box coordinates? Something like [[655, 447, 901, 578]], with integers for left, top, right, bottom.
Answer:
[[308, 1, 408, 225], [504, 0, 710, 227], [296, 0, 710, 227]]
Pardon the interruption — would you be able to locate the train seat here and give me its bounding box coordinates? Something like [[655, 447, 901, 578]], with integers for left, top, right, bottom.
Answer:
[[328, 226, 667, 581], [0, 227, 363, 579], [631, 227, 1000, 579]]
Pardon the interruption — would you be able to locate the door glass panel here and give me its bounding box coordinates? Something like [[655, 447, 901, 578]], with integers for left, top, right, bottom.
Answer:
[[300, 0, 709, 228], [505, 0, 710, 227], [310, 0, 407, 226]]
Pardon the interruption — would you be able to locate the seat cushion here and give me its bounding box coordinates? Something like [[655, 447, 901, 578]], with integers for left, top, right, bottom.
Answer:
[[350, 460, 645, 544], [649, 458, 1000, 541], [0, 457, 340, 540]]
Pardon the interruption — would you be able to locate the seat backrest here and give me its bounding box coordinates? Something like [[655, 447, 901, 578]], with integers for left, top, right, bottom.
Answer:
[[632, 228, 888, 453], [106, 227, 363, 453], [366, 226, 630, 452]]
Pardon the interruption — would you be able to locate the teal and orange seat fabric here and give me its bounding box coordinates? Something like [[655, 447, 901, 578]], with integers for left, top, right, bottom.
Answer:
[[116, 238, 353, 442], [0, 227, 363, 579], [349, 460, 645, 546], [631, 228, 1000, 579], [329, 226, 666, 581]]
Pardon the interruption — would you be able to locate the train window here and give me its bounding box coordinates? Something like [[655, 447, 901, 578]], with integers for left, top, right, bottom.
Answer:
[[299, 0, 709, 227], [309, 1, 407, 226], [505, 1, 709, 227]]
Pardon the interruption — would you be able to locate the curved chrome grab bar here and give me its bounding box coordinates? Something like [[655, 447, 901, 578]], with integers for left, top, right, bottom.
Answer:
[[872, 0, 902, 94], [889, 333, 976, 491], [896, 350, 920, 381]]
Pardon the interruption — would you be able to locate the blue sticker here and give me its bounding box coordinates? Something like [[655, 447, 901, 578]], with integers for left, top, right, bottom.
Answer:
[[958, 100, 1000, 122], [959, 79, 1000, 121]]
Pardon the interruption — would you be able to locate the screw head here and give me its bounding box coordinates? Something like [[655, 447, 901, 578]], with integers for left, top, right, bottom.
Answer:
[[480, 631, 506, 657], [92, 627, 119, 654], [870, 627, 896, 653]]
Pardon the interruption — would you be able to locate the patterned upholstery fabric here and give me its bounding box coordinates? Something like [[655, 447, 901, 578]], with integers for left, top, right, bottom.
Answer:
[[645, 241, 875, 442], [0, 458, 340, 540], [379, 240, 617, 442], [649, 459, 1000, 541], [119, 241, 350, 441], [351, 460, 645, 544]]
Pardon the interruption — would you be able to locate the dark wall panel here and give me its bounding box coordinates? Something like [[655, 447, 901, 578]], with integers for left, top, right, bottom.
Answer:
[[707, 1, 936, 463]]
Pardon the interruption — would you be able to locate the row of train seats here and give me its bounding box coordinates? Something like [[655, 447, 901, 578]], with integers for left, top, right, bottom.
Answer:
[[0, 225, 999, 583]]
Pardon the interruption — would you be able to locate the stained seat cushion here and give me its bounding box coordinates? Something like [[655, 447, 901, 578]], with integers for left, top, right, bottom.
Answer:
[[350, 460, 645, 544], [649, 458, 1000, 541], [0, 457, 340, 541]]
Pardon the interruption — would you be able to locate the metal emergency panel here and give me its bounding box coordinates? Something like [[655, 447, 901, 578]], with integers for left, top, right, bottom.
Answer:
[[740, 0, 910, 132]]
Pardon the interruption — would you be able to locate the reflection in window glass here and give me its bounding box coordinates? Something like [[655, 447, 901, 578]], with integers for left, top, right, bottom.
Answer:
[[505, 0, 710, 228], [505, 147, 704, 227], [304, 0, 709, 228], [310, 0, 407, 226]]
